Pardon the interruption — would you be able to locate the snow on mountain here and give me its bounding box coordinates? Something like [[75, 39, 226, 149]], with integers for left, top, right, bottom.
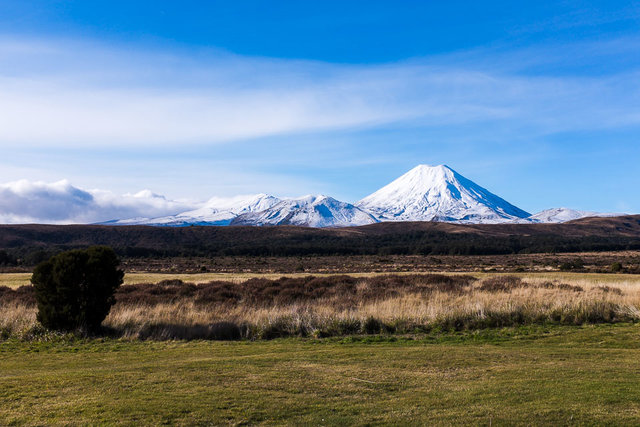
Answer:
[[107, 193, 281, 226], [102, 165, 627, 227], [357, 164, 530, 223], [524, 208, 623, 223], [231, 194, 378, 227]]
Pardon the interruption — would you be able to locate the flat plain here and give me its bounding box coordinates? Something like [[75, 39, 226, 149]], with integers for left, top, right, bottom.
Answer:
[[2, 324, 640, 425], [3, 270, 640, 288], [3, 251, 640, 424]]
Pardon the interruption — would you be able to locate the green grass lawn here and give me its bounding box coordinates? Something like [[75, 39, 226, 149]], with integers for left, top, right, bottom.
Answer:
[[2, 325, 640, 425]]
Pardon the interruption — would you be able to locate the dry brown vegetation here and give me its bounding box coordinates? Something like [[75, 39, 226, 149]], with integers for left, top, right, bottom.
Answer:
[[2, 273, 640, 341]]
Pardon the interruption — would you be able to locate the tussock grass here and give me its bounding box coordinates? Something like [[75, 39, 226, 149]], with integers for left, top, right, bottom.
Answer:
[[2, 273, 640, 340]]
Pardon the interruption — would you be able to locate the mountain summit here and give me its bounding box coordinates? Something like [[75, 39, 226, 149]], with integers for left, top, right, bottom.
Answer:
[[231, 194, 378, 227], [356, 164, 531, 223]]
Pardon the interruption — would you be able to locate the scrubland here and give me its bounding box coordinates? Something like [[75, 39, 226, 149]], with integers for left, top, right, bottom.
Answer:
[[3, 273, 640, 340], [119, 251, 640, 274]]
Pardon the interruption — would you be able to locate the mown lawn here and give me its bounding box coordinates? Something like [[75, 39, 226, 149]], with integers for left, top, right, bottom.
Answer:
[[2, 325, 640, 425]]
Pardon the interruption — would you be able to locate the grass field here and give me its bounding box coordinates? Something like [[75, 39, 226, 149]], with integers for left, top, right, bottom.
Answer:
[[4, 271, 640, 424], [3, 270, 640, 288], [2, 324, 640, 425]]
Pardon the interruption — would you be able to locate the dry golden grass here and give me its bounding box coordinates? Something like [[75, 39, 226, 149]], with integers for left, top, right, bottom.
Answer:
[[3, 273, 640, 340], [0, 303, 36, 337], [3, 270, 640, 289], [108, 278, 640, 336], [1, 272, 313, 288], [0, 273, 34, 288], [0, 271, 485, 288], [0, 271, 420, 288]]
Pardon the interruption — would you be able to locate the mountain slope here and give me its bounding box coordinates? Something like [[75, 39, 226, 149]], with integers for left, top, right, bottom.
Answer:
[[357, 164, 530, 223], [108, 194, 281, 226], [526, 208, 624, 224], [231, 195, 378, 227], [3, 216, 640, 258]]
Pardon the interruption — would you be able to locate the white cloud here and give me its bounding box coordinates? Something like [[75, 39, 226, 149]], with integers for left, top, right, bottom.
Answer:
[[0, 179, 198, 224], [0, 37, 639, 148]]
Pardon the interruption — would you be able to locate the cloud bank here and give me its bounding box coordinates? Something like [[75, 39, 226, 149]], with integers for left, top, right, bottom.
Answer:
[[0, 180, 197, 224], [1, 37, 639, 148]]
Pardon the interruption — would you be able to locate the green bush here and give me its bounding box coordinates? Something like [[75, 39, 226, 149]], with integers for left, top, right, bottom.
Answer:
[[559, 258, 585, 271], [363, 316, 383, 334], [31, 246, 124, 332], [610, 262, 624, 273]]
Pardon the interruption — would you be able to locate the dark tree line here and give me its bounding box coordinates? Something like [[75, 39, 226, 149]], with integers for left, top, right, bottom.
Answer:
[[3, 232, 640, 264]]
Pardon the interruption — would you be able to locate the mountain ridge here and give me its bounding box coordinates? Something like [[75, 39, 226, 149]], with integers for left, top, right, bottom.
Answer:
[[230, 195, 378, 227], [106, 193, 281, 226], [101, 165, 625, 227]]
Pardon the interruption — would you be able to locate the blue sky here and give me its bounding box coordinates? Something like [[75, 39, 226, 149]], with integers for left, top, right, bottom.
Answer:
[[1, 0, 639, 222]]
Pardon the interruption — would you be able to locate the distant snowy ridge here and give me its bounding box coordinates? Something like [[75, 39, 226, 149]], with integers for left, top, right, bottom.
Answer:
[[357, 164, 530, 224], [106, 193, 281, 226], [231, 195, 378, 227], [521, 208, 624, 224]]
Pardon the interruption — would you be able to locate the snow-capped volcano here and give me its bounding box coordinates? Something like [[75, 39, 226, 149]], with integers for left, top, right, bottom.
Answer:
[[101, 164, 626, 227], [107, 193, 281, 226], [231, 194, 378, 227], [357, 164, 530, 223]]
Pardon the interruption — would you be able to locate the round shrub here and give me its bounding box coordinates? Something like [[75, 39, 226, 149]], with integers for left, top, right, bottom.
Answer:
[[363, 316, 383, 334], [610, 262, 624, 273], [31, 246, 124, 332]]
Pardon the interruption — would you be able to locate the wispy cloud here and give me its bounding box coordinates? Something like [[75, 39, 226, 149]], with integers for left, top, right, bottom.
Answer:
[[1, 36, 639, 148], [0, 179, 197, 224]]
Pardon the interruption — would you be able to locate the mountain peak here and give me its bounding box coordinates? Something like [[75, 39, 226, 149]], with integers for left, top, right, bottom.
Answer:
[[356, 164, 530, 223], [293, 194, 331, 203], [413, 163, 450, 170], [231, 194, 377, 227], [409, 164, 453, 174]]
